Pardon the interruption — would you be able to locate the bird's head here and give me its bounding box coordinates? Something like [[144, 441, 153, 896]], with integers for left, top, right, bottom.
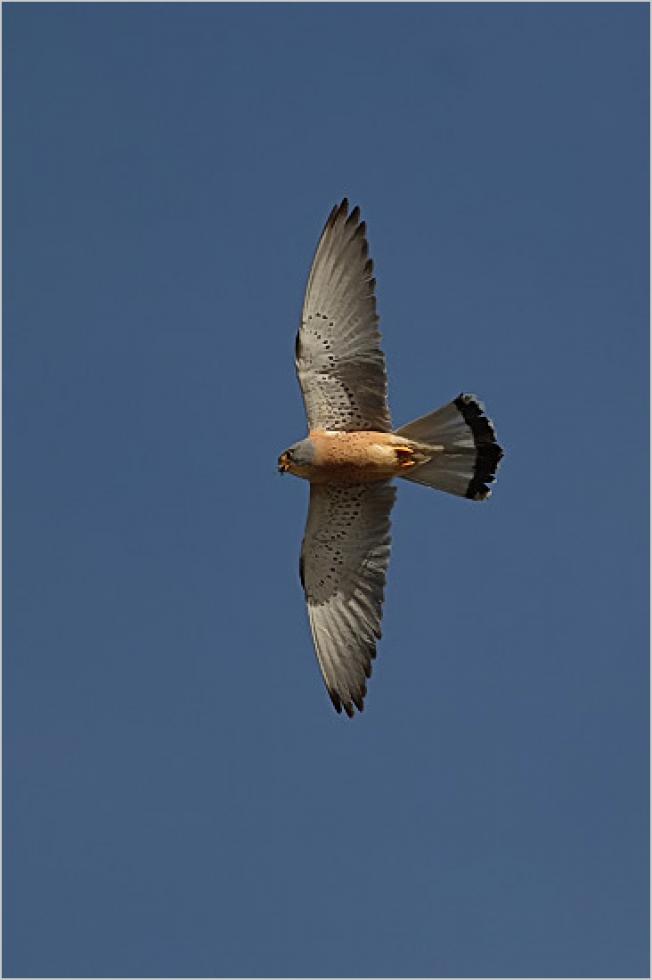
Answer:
[[277, 438, 315, 479]]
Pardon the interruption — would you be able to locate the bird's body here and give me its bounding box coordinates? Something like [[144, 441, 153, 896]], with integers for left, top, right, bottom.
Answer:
[[280, 429, 420, 484], [280, 199, 504, 717]]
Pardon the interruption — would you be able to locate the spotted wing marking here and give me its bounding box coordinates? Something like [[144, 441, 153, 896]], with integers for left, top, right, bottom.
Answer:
[[300, 481, 396, 716], [295, 199, 392, 432]]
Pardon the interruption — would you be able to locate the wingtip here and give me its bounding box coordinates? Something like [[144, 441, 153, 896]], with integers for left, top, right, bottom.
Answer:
[[325, 199, 346, 229], [328, 686, 367, 718], [328, 198, 349, 226], [346, 205, 361, 228], [324, 198, 367, 240], [327, 682, 368, 718], [328, 688, 343, 714]]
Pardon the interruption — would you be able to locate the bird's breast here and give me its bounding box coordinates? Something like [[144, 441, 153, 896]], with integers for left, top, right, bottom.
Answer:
[[297, 430, 414, 484]]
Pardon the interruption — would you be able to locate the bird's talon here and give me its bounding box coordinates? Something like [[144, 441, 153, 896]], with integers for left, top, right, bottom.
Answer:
[[395, 446, 416, 469]]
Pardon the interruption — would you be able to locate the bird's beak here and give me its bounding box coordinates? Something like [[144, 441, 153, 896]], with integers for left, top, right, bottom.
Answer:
[[278, 453, 289, 474]]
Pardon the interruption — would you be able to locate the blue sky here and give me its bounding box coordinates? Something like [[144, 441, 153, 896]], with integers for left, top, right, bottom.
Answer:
[[4, 4, 649, 977]]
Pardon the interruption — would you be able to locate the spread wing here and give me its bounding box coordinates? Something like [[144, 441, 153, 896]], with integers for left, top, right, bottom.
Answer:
[[300, 481, 396, 716], [295, 199, 392, 432]]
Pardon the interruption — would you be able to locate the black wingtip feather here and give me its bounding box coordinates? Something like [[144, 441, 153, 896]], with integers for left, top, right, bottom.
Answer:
[[329, 689, 343, 714], [328, 687, 367, 718], [327, 199, 348, 230], [346, 205, 361, 227]]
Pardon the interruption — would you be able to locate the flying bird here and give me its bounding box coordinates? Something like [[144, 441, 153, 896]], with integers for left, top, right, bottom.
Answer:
[[279, 199, 503, 717]]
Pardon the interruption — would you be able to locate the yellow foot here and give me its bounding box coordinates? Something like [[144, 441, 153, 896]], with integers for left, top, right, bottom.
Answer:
[[395, 446, 416, 469]]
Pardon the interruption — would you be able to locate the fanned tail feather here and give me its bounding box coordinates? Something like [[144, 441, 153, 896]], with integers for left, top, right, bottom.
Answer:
[[395, 394, 503, 500]]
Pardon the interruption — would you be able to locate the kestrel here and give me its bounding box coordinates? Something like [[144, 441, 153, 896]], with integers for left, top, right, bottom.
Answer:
[[279, 199, 503, 717]]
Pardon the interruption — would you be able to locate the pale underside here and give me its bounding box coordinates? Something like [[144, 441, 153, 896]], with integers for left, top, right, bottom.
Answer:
[[295, 200, 395, 715]]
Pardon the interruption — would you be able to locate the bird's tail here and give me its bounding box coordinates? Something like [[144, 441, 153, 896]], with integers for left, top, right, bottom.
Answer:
[[394, 394, 503, 500]]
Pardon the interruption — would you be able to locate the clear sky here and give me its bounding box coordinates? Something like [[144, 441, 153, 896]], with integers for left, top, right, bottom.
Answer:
[[4, 4, 649, 978]]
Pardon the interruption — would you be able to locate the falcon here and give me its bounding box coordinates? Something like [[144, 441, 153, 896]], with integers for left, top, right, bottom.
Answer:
[[279, 199, 503, 717]]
